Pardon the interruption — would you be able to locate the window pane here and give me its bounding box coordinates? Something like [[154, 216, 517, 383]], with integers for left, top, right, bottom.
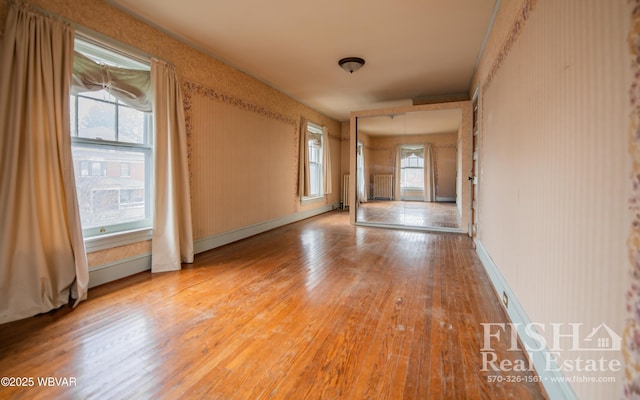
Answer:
[[69, 96, 76, 136], [309, 162, 321, 197], [120, 162, 131, 177], [90, 161, 105, 176], [305, 124, 324, 198], [79, 160, 89, 176], [308, 145, 321, 164], [81, 90, 117, 103], [118, 106, 147, 144], [78, 97, 116, 140], [401, 168, 424, 188], [72, 145, 148, 230]]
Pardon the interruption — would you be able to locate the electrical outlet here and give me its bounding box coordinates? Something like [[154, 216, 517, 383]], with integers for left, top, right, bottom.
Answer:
[[502, 291, 509, 308]]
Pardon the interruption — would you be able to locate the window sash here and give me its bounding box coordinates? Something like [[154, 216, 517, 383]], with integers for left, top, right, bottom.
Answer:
[[70, 140, 153, 237], [70, 88, 153, 237], [304, 122, 324, 199]]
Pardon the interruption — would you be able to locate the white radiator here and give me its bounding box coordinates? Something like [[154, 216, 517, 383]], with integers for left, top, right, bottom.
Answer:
[[373, 174, 393, 199], [342, 174, 350, 209]]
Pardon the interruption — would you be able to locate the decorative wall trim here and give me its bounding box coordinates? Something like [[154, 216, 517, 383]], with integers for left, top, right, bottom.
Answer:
[[182, 78, 301, 214], [182, 79, 298, 184], [326, 131, 341, 141], [183, 80, 297, 128], [194, 204, 337, 254], [475, 240, 576, 400], [369, 146, 393, 152], [625, 2, 640, 396], [484, 0, 538, 90], [88, 253, 151, 288]]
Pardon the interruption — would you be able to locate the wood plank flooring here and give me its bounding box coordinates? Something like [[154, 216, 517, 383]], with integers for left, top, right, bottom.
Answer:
[[356, 201, 461, 229], [0, 211, 546, 399]]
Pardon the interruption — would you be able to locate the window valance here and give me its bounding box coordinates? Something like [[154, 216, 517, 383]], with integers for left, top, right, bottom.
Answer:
[[401, 147, 424, 158], [308, 132, 322, 146], [71, 51, 151, 112]]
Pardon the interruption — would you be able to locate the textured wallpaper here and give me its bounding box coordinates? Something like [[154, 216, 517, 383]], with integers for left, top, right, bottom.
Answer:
[[476, 0, 628, 398]]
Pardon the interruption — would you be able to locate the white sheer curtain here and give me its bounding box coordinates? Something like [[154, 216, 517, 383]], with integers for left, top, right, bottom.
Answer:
[[322, 127, 332, 195], [424, 143, 435, 202], [151, 59, 194, 272], [0, 2, 88, 323], [357, 142, 367, 202], [297, 119, 310, 197], [394, 145, 402, 200]]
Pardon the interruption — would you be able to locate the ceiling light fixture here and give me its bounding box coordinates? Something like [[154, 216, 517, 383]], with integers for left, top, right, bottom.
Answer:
[[338, 57, 365, 74]]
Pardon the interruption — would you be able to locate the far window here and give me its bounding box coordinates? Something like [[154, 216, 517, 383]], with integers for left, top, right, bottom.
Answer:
[[306, 122, 324, 198], [400, 145, 424, 189], [120, 162, 131, 177]]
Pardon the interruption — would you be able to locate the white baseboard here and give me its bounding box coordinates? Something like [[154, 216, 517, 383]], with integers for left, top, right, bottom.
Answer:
[[436, 196, 456, 202], [194, 204, 337, 254], [88, 253, 151, 288], [475, 240, 576, 400]]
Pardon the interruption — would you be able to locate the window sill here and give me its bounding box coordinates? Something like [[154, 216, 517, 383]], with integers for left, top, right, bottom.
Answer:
[[84, 227, 152, 253], [301, 196, 325, 206]]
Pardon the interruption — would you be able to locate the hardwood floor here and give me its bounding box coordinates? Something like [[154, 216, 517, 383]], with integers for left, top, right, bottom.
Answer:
[[0, 212, 546, 399], [356, 201, 461, 229]]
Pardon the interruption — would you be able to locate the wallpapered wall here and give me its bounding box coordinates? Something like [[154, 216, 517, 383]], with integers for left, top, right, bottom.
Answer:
[[364, 132, 458, 200], [185, 82, 341, 239], [471, 0, 629, 398], [0, 0, 341, 267]]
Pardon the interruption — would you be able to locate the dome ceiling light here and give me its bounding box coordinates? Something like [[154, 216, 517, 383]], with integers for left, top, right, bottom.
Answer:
[[338, 57, 365, 74]]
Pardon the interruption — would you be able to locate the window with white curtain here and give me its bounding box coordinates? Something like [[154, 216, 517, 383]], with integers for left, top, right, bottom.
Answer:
[[306, 122, 324, 198], [400, 145, 425, 189], [69, 37, 153, 237]]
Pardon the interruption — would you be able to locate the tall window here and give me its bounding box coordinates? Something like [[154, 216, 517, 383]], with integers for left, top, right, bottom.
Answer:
[[70, 37, 153, 237], [400, 145, 425, 189], [307, 122, 324, 198]]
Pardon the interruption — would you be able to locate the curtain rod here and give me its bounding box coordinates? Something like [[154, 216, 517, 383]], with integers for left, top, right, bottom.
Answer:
[[75, 29, 153, 67], [5, 0, 172, 67]]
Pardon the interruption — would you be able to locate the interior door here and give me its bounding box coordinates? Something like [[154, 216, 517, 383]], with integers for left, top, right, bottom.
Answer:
[[470, 96, 479, 238]]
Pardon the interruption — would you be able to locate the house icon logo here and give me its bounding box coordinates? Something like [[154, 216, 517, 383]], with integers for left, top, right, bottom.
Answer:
[[581, 323, 621, 351]]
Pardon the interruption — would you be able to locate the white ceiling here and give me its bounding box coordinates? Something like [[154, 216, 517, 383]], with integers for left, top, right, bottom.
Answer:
[[357, 108, 462, 137], [107, 0, 497, 121]]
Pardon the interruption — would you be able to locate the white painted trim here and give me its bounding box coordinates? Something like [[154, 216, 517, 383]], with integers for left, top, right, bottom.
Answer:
[[475, 240, 577, 400], [401, 195, 424, 202], [356, 221, 464, 234], [470, 0, 502, 82], [84, 228, 152, 253], [86, 206, 337, 288], [300, 196, 325, 206], [88, 253, 151, 288], [194, 205, 337, 254]]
